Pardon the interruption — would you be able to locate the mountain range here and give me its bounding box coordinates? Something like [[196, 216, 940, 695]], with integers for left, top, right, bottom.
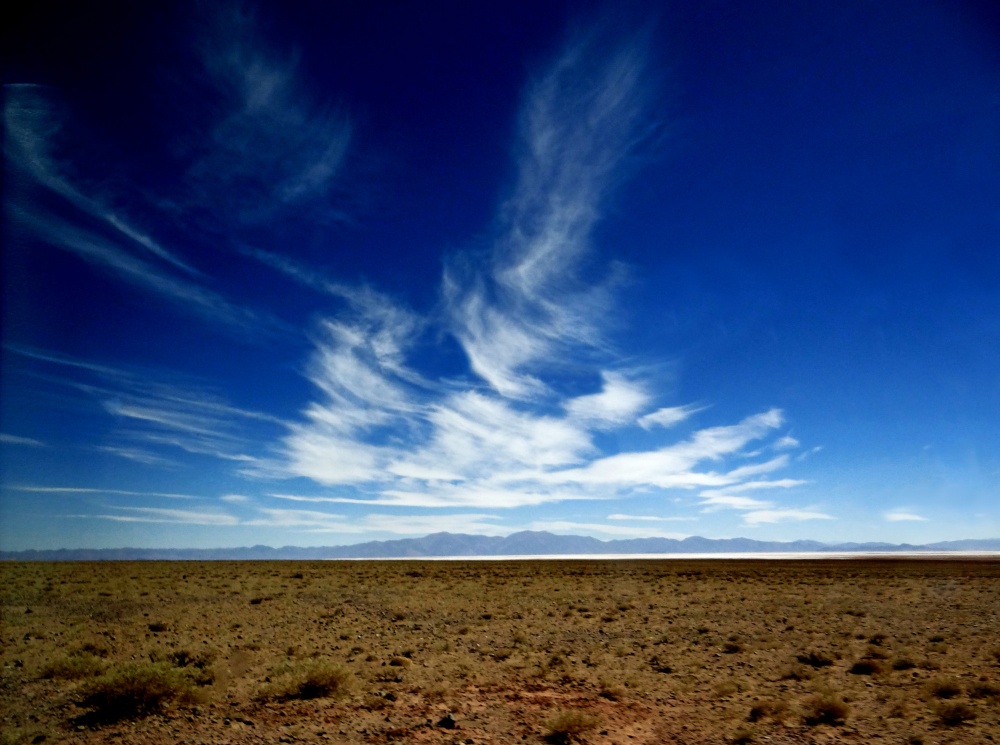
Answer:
[[3, 531, 999, 561]]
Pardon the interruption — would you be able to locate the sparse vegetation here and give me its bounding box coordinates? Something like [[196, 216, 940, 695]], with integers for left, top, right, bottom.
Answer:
[[927, 676, 962, 699], [936, 700, 976, 726], [2, 559, 998, 742], [801, 693, 850, 726], [76, 662, 198, 722], [544, 709, 600, 744]]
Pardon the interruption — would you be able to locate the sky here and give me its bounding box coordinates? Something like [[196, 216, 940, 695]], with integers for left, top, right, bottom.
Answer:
[[2, 0, 999, 551]]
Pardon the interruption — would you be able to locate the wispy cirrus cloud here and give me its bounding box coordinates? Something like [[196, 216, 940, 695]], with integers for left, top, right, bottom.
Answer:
[[443, 29, 653, 400], [527, 520, 689, 539], [7, 346, 284, 466], [3, 85, 280, 337], [96, 507, 241, 525], [607, 514, 696, 522], [266, 26, 814, 529], [14, 485, 196, 499], [884, 509, 929, 522], [0, 433, 46, 447], [742, 509, 834, 526], [185, 3, 352, 226]]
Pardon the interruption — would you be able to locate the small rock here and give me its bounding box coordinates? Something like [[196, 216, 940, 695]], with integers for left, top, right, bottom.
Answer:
[[437, 713, 458, 729]]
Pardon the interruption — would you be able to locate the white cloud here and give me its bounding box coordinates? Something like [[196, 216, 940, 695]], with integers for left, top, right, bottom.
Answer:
[[3, 87, 277, 338], [696, 477, 807, 511], [528, 520, 689, 539], [189, 4, 352, 224], [884, 510, 929, 522], [699, 495, 773, 512], [13, 485, 195, 499], [535, 409, 784, 489], [98, 507, 240, 525], [443, 31, 651, 400], [245, 508, 505, 536], [742, 509, 834, 526], [637, 405, 703, 430], [243, 27, 812, 526], [607, 514, 695, 522], [564, 372, 650, 428], [220, 494, 251, 503], [773, 435, 800, 450], [96, 446, 179, 468], [0, 433, 46, 447]]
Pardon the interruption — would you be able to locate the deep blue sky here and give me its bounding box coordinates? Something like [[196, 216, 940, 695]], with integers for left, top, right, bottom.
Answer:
[[2, 0, 998, 550]]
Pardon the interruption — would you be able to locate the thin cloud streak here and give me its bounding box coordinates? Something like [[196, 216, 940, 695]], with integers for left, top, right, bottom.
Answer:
[[17, 486, 196, 499], [443, 30, 653, 400], [7, 346, 282, 465], [0, 434, 46, 447], [742, 509, 834, 526], [884, 510, 929, 522], [528, 520, 689, 539], [187, 3, 353, 225], [269, 28, 812, 524], [96, 507, 241, 525]]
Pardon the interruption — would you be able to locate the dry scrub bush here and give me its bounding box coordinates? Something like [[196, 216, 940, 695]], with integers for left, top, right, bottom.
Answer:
[[544, 709, 600, 744], [935, 701, 976, 726], [747, 699, 788, 722], [801, 694, 849, 726], [849, 659, 883, 675], [262, 660, 354, 701], [40, 652, 105, 680], [796, 650, 834, 668], [927, 677, 962, 699], [77, 662, 198, 723]]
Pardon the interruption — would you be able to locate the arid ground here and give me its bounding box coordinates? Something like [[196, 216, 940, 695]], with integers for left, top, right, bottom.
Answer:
[[2, 559, 998, 744]]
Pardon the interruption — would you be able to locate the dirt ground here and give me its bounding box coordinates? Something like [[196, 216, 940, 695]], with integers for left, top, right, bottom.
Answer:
[[2, 558, 999, 744]]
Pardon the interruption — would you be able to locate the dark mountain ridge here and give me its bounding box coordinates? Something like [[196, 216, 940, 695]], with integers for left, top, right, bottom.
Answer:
[[3, 531, 999, 560]]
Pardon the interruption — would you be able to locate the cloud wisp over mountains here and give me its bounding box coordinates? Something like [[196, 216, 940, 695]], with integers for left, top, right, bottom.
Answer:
[[267, 28, 820, 527], [1, 6, 837, 546]]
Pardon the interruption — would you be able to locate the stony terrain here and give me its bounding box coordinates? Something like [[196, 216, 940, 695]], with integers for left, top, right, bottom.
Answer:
[[2, 558, 999, 744]]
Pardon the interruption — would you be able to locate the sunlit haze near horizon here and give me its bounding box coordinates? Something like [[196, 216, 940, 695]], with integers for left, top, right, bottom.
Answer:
[[2, 0, 998, 551]]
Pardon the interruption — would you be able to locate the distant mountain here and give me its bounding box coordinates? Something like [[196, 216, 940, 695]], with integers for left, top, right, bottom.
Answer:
[[2, 531, 999, 561]]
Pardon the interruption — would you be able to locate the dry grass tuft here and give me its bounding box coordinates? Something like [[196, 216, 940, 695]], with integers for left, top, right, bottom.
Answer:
[[936, 701, 976, 726], [544, 709, 600, 744], [261, 660, 354, 701], [76, 662, 197, 723], [801, 693, 849, 726]]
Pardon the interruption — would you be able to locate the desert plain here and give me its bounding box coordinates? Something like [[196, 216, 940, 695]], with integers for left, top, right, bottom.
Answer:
[[1, 558, 999, 745]]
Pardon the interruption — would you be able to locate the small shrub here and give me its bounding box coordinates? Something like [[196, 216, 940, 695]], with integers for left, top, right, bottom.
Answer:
[[715, 679, 741, 697], [927, 677, 961, 699], [731, 726, 756, 744], [969, 682, 1000, 700], [597, 677, 625, 701], [801, 694, 849, 726], [40, 652, 105, 680], [748, 699, 788, 722], [796, 651, 834, 668], [649, 654, 672, 674], [544, 710, 600, 744], [780, 663, 812, 681], [892, 657, 916, 671], [723, 642, 743, 654], [849, 659, 883, 675], [267, 661, 353, 700], [147, 622, 168, 633], [77, 662, 197, 723], [936, 701, 975, 726]]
